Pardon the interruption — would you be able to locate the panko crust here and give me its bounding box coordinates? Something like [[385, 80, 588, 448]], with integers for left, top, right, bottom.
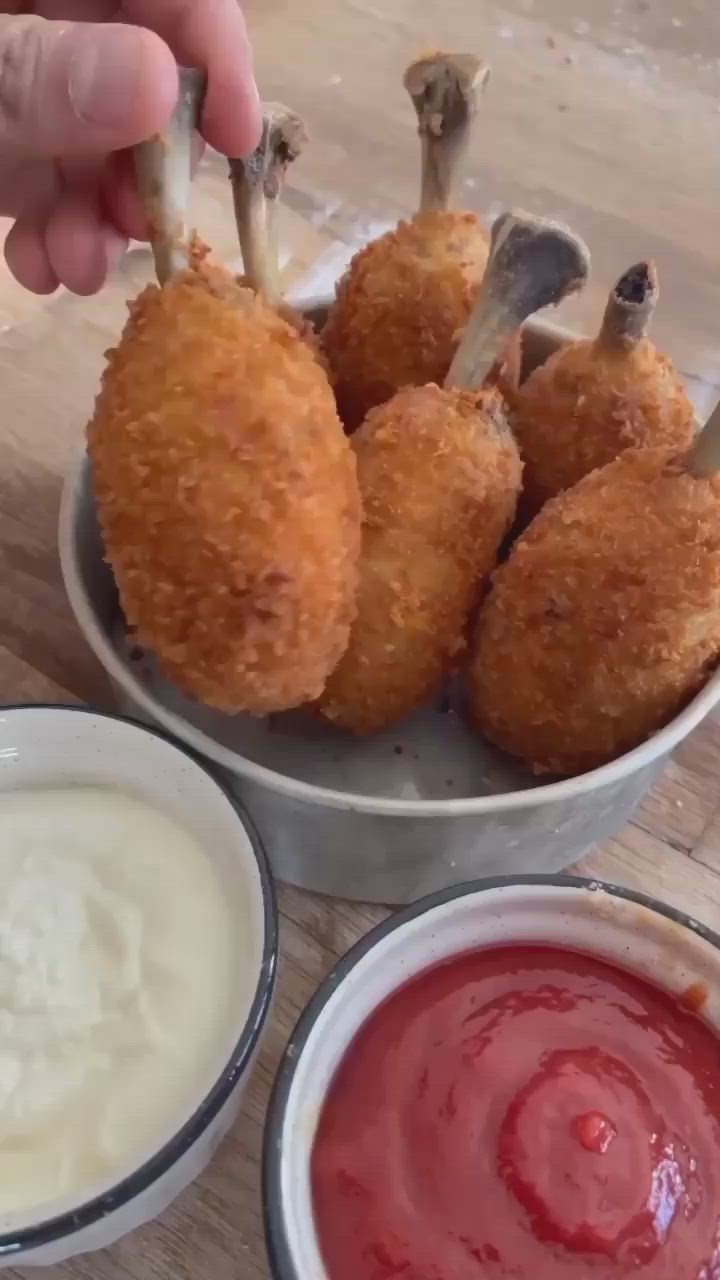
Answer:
[[88, 260, 361, 715], [471, 447, 720, 775], [319, 384, 522, 733], [235, 264, 328, 369], [322, 211, 490, 430], [512, 337, 695, 514]]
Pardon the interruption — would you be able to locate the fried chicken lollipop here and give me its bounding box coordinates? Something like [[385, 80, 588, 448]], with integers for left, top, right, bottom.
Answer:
[[512, 261, 695, 515], [323, 52, 518, 431], [470, 409, 720, 776], [319, 211, 591, 734], [88, 72, 361, 715]]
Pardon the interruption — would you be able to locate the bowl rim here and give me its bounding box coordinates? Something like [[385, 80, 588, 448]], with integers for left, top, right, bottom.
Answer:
[[59, 445, 720, 817], [261, 871, 720, 1280], [0, 702, 278, 1258]]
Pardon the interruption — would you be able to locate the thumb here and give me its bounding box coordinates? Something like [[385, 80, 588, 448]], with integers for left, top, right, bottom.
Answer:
[[0, 15, 180, 156]]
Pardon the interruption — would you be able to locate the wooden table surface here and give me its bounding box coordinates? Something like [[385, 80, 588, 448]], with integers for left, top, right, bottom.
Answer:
[[4, 0, 720, 1275]]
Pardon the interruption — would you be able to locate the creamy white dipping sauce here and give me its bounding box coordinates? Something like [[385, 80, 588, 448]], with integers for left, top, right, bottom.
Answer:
[[0, 787, 245, 1227]]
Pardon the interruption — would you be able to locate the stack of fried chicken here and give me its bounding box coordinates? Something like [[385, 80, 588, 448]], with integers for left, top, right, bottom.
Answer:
[[87, 55, 720, 782]]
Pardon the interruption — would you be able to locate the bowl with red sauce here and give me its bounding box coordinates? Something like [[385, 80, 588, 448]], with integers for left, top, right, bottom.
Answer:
[[264, 875, 720, 1280]]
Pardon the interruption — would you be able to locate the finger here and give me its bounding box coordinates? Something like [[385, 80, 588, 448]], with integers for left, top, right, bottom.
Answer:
[[100, 149, 146, 242], [0, 156, 58, 220], [101, 221, 129, 280], [120, 0, 262, 155], [4, 216, 59, 295], [32, 3, 117, 18], [59, 156, 105, 185], [0, 14, 179, 155], [44, 184, 114, 294], [101, 132, 206, 242]]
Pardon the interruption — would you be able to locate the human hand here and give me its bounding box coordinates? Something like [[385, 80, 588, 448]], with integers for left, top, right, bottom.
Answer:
[[0, 1, 261, 295]]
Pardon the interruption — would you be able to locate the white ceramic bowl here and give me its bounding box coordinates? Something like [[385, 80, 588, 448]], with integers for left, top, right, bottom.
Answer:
[[0, 705, 277, 1267], [59, 309, 720, 904], [263, 875, 720, 1279]]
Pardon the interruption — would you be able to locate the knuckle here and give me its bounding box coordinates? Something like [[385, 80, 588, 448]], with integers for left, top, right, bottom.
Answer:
[[0, 17, 44, 131]]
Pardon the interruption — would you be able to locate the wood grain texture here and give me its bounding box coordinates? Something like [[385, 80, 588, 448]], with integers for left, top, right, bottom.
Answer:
[[3, 0, 720, 1275]]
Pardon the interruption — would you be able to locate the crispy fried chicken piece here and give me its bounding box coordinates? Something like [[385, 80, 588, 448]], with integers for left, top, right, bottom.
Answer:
[[322, 53, 520, 431], [319, 211, 590, 734], [471, 430, 720, 776], [317, 383, 521, 733], [89, 74, 361, 715], [512, 262, 695, 515]]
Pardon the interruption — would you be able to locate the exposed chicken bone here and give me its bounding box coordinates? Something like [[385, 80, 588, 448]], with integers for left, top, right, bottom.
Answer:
[[133, 66, 206, 285], [445, 209, 591, 391], [598, 261, 659, 350], [228, 104, 308, 308], [404, 52, 490, 213]]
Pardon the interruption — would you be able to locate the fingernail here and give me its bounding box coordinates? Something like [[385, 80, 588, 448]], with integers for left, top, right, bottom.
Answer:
[[69, 27, 142, 128], [247, 77, 263, 151]]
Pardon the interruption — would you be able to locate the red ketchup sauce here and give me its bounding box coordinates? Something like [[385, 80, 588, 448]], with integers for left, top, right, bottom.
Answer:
[[311, 946, 720, 1278]]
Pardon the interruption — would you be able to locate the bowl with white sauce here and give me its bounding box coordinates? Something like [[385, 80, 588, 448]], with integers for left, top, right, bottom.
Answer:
[[0, 703, 276, 1267]]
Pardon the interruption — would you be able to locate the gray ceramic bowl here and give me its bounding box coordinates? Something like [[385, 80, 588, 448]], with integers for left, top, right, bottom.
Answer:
[[262, 874, 720, 1280], [58, 309, 720, 905], [0, 705, 276, 1266]]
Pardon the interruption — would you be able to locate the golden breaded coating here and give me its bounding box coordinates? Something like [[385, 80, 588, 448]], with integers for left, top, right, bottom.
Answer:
[[88, 260, 361, 715], [319, 384, 522, 733], [235, 267, 326, 366], [513, 338, 695, 514], [471, 447, 720, 775], [322, 211, 490, 430]]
